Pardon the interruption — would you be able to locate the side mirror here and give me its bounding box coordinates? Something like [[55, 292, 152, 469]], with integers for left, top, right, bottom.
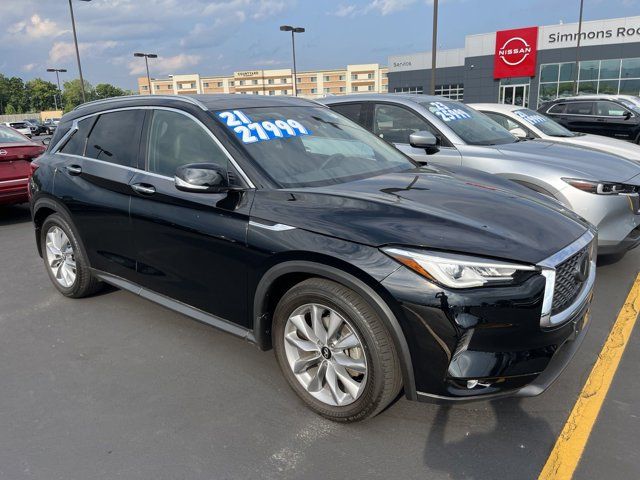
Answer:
[[409, 131, 439, 155], [174, 163, 230, 193], [624, 111, 633, 120], [510, 127, 528, 139], [41, 137, 51, 146]]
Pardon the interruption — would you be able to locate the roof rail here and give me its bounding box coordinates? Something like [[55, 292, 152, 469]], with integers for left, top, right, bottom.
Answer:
[[73, 94, 208, 111]]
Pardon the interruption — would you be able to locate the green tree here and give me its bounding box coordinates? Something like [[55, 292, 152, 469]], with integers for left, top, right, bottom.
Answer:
[[25, 78, 59, 112], [61, 79, 96, 112], [94, 83, 127, 99], [0, 74, 29, 114]]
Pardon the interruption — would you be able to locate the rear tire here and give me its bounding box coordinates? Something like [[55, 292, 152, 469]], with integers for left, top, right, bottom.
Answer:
[[273, 278, 402, 422], [40, 213, 101, 298]]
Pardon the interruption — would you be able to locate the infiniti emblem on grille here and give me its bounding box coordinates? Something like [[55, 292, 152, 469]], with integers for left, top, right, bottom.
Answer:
[[574, 252, 590, 283]]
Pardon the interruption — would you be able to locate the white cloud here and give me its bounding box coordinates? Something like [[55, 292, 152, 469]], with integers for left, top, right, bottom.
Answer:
[[48, 41, 119, 63], [330, 0, 421, 16], [203, 0, 289, 21], [128, 53, 201, 75], [22, 63, 37, 72], [9, 15, 66, 39]]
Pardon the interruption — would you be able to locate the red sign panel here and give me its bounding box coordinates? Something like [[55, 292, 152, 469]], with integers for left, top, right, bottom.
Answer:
[[494, 26, 538, 79]]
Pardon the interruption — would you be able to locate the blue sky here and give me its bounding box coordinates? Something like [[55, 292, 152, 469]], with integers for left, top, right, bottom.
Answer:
[[1, 0, 638, 89]]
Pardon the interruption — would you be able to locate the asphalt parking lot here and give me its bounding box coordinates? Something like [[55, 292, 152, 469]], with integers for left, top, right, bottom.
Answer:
[[0, 203, 638, 480]]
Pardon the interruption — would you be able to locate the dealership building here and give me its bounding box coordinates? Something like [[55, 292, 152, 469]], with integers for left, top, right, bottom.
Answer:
[[388, 15, 640, 108]]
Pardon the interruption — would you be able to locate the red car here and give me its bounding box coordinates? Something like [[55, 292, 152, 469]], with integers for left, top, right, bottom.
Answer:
[[0, 125, 46, 206]]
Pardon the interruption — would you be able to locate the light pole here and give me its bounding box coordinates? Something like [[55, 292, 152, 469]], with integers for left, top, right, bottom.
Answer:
[[134, 53, 158, 94], [68, 0, 92, 103], [430, 0, 439, 95], [46, 68, 67, 110], [280, 25, 305, 96], [572, 0, 585, 95]]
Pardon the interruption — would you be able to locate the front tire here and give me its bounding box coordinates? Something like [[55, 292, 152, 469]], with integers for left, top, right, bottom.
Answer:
[[40, 213, 101, 298], [273, 278, 402, 422]]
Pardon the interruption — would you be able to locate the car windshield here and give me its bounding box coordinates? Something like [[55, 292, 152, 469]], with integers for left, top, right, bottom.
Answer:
[[512, 108, 575, 137], [619, 99, 640, 114], [214, 106, 416, 188], [417, 99, 517, 146], [0, 126, 28, 143]]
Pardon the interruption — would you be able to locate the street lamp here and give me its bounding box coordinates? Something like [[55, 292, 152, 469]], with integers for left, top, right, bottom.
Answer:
[[133, 53, 158, 94], [430, 0, 439, 95], [280, 25, 305, 96], [46, 68, 67, 110], [68, 0, 92, 103]]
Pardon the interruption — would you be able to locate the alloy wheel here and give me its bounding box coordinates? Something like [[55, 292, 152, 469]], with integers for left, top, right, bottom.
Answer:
[[45, 226, 77, 288], [283, 303, 368, 406]]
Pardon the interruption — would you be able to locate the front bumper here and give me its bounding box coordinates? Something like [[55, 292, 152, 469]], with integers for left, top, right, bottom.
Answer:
[[380, 231, 596, 402]]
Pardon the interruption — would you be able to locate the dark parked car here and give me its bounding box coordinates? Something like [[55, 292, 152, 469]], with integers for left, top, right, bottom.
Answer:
[[30, 95, 595, 422], [0, 125, 45, 205], [538, 95, 640, 143], [24, 119, 47, 136], [43, 119, 58, 135]]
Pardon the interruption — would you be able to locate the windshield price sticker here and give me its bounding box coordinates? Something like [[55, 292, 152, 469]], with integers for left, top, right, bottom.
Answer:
[[428, 102, 471, 122], [514, 110, 548, 126], [218, 110, 311, 144]]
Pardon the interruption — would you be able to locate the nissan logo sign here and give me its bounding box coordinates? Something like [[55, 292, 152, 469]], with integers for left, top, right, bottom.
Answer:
[[0, 149, 7, 156], [498, 37, 532, 66]]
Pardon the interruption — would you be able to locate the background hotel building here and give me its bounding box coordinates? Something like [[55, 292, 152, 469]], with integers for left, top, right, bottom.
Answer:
[[138, 64, 388, 98]]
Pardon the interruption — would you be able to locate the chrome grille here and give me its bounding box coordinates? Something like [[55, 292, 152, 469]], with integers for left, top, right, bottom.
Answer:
[[551, 245, 590, 315]]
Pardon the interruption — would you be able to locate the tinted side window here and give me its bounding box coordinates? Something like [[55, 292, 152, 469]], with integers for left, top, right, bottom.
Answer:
[[330, 103, 363, 125], [565, 102, 594, 115], [547, 104, 566, 114], [59, 117, 96, 156], [373, 104, 434, 144], [85, 110, 144, 166], [147, 110, 228, 177], [595, 101, 629, 117]]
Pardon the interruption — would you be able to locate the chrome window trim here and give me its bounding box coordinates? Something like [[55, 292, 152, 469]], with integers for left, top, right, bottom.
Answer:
[[249, 220, 296, 231], [538, 229, 596, 328], [51, 106, 255, 188], [73, 94, 208, 112]]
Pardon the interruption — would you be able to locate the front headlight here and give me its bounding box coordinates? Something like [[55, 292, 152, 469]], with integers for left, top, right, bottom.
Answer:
[[382, 247, 536, 288], [562, 178, 639, 195]]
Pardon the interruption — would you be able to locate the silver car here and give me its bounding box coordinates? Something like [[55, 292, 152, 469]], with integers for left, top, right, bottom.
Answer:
[[470, 102, 640, 163], [320, 94, 640, 256]]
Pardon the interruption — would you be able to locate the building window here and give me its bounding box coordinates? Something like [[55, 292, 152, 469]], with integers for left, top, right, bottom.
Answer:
[[434, 83, 464, 101], [339, 86, 346, 93], [268, 90, 276, 96], [324, 87, 330, 93], [339, 75, 345, 81], [297, 77, 302, 83], [252, 79, 259, 85], [351, 74, 357, 81], [229, 81, 234, 86], [310, 76, 317, 82], [268, 78, 275, 84], [537, 57, 640, 107], [311, 88, 317, 94], [238, 80, 245, 86], [367, 73, 373, 79], [324, 75, 330, 82], [141, 85, 149, 90], [393, 86, 424, 94], [203, 82, 209, 88], [217, 82, 224, 87], [367, 85, 374, 91]]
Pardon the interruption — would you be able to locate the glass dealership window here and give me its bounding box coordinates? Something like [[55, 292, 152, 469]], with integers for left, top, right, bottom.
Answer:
[[434, 83, 464, 101], [538, 57, 640, 106], [393, 86, 424, 94]]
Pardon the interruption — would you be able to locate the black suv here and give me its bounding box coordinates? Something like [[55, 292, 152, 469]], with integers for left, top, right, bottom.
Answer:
[[30, 94, 595, 421], [539, 96, 640, 143]]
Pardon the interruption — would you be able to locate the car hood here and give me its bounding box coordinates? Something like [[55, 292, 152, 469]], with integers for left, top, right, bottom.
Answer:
[[488, 140, 640, 183], [250, 167, 589, 264], [545, 134, 640, 162]]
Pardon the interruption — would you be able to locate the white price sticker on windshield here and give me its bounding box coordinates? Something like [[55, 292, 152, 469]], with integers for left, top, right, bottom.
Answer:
[[217, 110, 311, 144], [514, 110, 548, 126], [428, 102, 471, 122]]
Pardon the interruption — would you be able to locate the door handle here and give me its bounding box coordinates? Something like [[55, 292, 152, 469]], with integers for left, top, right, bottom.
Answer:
[[131, 183, 156, 195], [66, 164, 82, 175]]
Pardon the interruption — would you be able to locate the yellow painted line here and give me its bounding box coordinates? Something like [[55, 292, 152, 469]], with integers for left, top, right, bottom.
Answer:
[[538, 272, 640, 480]]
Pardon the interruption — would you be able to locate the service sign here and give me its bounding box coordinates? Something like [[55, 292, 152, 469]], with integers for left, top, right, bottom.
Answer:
[[494, 26, 538, 79]]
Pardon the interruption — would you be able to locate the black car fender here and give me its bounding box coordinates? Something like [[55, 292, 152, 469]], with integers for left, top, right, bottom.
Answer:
[[31, 195, 81, 258], [252, 260, 417, 400]]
